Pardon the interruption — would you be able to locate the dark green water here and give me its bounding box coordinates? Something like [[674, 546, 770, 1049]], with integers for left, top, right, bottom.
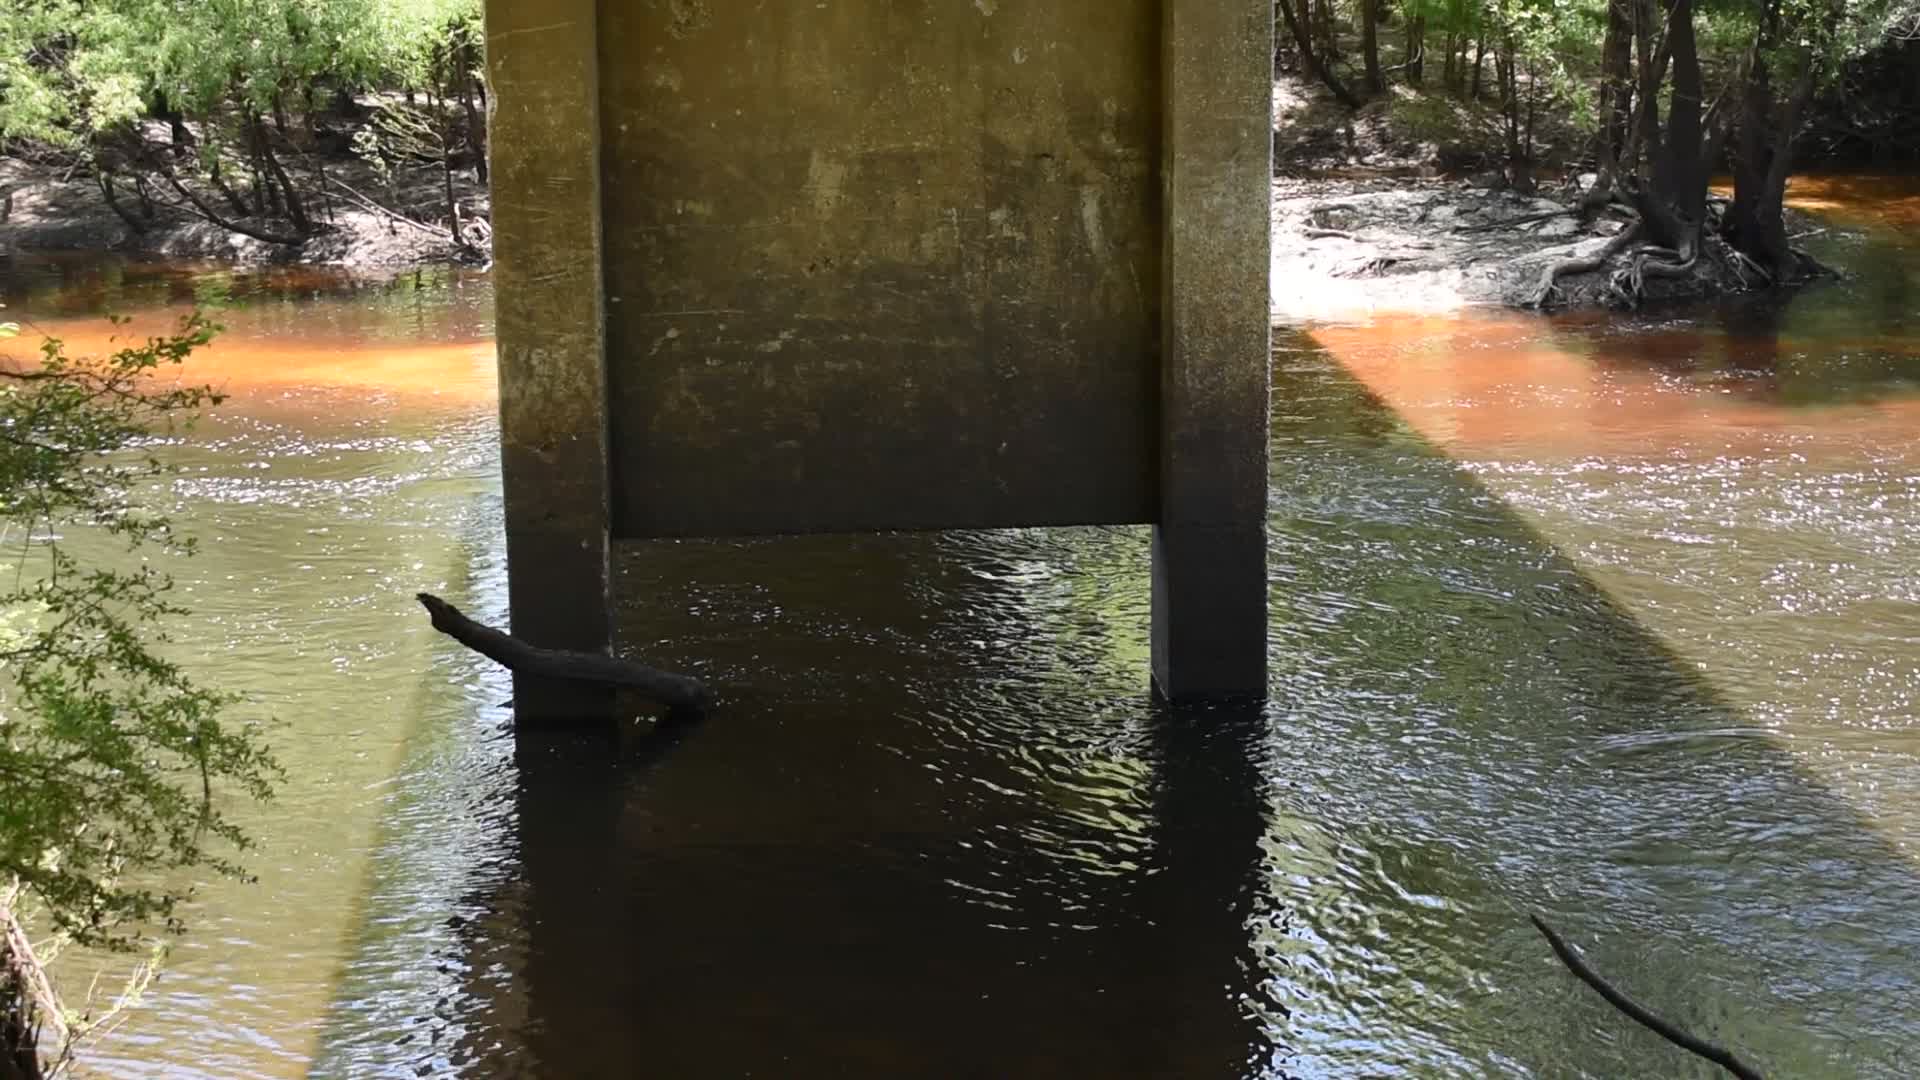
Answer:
[[1, 176, 1916, 1077]]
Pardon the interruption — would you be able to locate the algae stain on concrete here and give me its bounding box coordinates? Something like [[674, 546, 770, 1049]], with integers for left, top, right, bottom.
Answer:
[[805, 152, 849, 218], [665, 0, 709, 38], [1079, 188, 1106, 257]]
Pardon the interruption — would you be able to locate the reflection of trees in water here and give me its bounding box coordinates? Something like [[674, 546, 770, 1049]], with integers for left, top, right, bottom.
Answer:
[[1553, 260, 1917, 408], [0, 253, 494, 345]]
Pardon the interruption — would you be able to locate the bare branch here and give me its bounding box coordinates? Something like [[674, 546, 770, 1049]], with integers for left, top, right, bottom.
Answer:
[[1531, 914, 1766, 1080]]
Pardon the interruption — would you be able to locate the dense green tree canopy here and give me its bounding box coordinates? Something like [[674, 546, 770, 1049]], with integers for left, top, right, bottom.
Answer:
[[0, 0, 479, 146]]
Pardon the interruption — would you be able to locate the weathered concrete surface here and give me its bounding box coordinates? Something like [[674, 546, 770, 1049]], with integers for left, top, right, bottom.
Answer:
[[485, 0, 614, 722], [599, 0, 1162, 537], [491, 0, 1273, 711], [1152, 0, 1272, 701]]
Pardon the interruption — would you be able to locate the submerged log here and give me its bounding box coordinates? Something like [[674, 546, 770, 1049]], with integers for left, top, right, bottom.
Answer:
[[1531, 914, 1765, 1080], [416, 593, 710, 711]]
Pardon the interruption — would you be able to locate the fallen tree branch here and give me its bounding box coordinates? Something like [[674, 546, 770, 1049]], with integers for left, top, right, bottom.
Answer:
[[1303, 227, 1355, 240], [415, 593, 709, 711], [4, 878, 163, 1079], [324, 174, 452, 239], [135, 144, 306, 245], [1531, 914, 1765, 1080], [2, 880, 67, 1055]]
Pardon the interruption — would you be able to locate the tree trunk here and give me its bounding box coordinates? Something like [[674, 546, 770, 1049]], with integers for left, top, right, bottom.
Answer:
[[1630, 0, 1675, 183], [458, 46, 488, 183], [209, 158, 253, 217], [1648, 0, 1705, 254], [436, 73, 466, 245], [1525, 55, 1538, 169], [1406, 14, 1426, 85], [444, 155, 461, 242], [1498, 37, 1532, 192], [133, 172, 156, 219], [97, 172, 149, 234], [1472, 28, 1488, 98], [1278, 0, 1363, 107], [253, 158, 279, 216], [249, 133, 280, 215], [1317, 0, 1340, 62], [153, 89, 193, 152], [1599, 0, 1634, 169], [1361, 0, 1384, 92], [1727, 6, 1817, 278], [252, 113, 312, 234], [1, 939, 45, 1080], [153, 166, 306, 244], [472, 70, 490, 184], [209, 159, 248, 216]]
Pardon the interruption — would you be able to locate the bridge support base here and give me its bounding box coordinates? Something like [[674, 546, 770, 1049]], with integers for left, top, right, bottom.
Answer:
[[1150, 523, 1268, 703], [488, 0, 615, 725], [1152, 0, 1273, 703]]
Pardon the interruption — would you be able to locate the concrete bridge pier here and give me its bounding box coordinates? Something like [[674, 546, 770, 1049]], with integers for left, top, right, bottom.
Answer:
[[486, 0, 614, 722], [1152, 0, 1272, 700], [485, 0, 1271, 722]]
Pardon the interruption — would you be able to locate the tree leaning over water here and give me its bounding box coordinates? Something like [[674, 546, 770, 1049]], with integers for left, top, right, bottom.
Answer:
[[0, 312, 278, 1076]]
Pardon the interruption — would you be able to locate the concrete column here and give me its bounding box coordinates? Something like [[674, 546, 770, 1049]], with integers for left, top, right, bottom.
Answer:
[[485, 0, 614, 723], [1152, 0, 1272, 702]]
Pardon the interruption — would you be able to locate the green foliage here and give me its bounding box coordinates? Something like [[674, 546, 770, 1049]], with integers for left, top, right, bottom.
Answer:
[[0, 0, 482, 144], [0, 310, 279, 951], [1385, 87, 1503, 144]]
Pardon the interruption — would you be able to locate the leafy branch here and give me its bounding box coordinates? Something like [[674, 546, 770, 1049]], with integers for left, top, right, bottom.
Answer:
[[0, 310, 280, 954]]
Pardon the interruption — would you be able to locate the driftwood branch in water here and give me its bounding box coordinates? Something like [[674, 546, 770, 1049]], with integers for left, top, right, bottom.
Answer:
[[416, 593, 710, 711], [1531, 914, 1765, 1080]]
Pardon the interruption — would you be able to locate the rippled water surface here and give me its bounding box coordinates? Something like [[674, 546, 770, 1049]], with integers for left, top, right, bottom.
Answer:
[[1, 176, 1917, 1078]]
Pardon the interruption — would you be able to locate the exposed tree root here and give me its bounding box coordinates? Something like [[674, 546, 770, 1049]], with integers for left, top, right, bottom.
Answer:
[[1526, 222, 1643, 308], [1719, 241, 1773, 288], [1609, 247, 1699, 307], [1452, 207, 1579, 234], [1791, 246, 1839, 280]]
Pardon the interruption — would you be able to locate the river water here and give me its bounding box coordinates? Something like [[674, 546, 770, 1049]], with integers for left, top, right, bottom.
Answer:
[[0, 176, 1915, 1077]]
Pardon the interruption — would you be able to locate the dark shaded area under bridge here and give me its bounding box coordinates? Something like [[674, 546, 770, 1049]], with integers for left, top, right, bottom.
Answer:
[[409, 336, 1920, 1077]]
